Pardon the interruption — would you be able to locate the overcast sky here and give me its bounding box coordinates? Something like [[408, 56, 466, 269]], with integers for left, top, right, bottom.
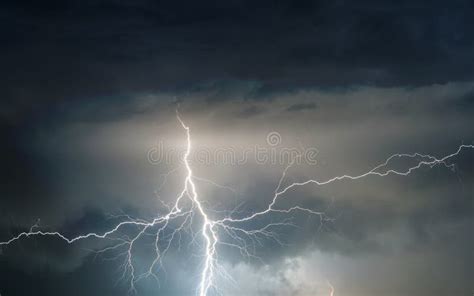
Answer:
[[1, 1, 473, 296]]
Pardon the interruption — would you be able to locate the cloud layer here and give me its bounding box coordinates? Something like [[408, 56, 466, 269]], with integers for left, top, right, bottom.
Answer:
[[1, 1, 473, 295]]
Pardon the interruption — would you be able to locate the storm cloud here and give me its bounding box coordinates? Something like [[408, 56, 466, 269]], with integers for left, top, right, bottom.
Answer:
[[1, 1, 473, 295]]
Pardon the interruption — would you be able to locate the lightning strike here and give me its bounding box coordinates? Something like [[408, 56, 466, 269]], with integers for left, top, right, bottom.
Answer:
[[0, 111, 472, 296], [327, 280, 335, 296], [176, 113, 217, 296]]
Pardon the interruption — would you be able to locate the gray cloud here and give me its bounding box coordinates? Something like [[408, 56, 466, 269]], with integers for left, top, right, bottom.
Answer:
[[1, 81, 472, 296]]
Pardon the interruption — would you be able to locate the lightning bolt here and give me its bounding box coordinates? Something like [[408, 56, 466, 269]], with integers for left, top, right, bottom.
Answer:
[[326, 280, 335, 296], [0, 110, 472, 296], [176, 113, 217, 296]]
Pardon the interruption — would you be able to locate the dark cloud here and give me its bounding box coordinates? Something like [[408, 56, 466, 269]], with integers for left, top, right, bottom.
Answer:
[[286, 102, 318, 112], [235, 105, 266, 118], [0, 255, 128, 296], [2, 0, 474, 117]]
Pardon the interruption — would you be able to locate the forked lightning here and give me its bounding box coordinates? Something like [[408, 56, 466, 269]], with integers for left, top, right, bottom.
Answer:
[[1, 112, 472, 296]]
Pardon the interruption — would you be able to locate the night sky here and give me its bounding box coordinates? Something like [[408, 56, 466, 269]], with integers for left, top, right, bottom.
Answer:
[[1, 1, 473, 295]]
